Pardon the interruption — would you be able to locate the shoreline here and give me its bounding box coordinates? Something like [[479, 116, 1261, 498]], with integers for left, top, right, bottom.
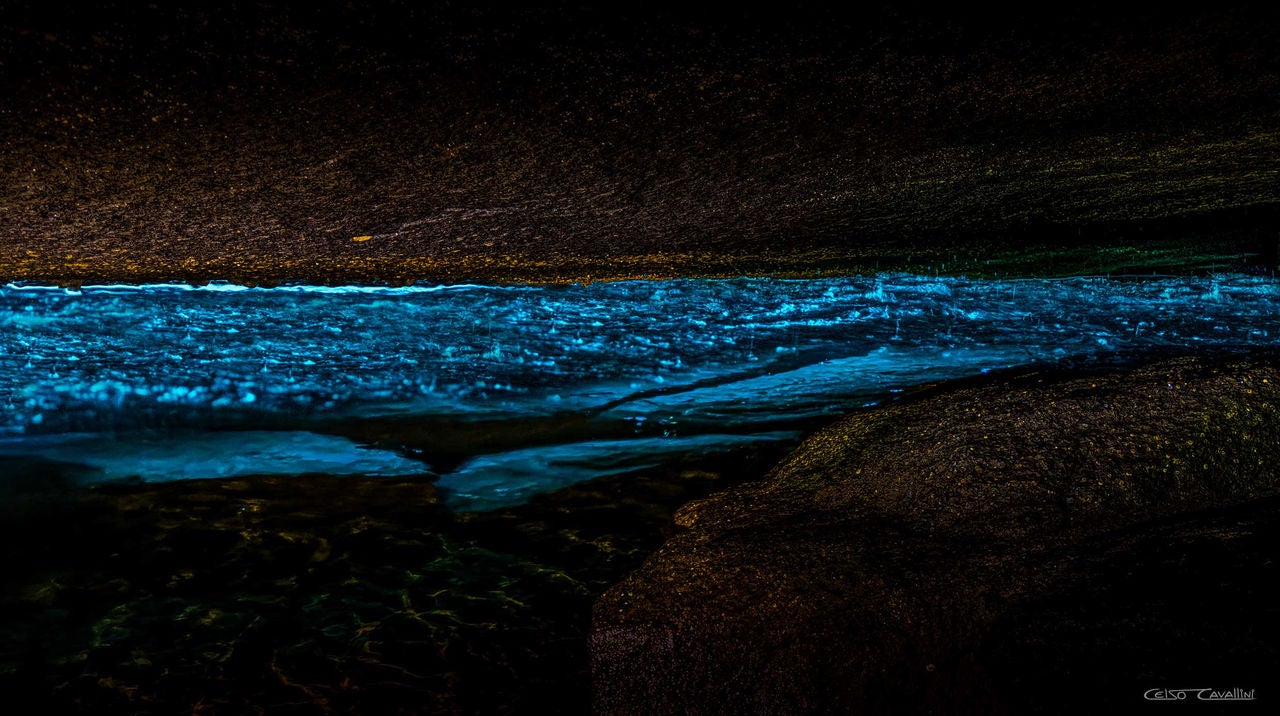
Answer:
[[5, 199, 1276, 287], [0, 240, 1270, 288]]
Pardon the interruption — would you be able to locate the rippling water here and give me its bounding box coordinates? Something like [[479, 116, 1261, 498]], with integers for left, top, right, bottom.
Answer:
[[3, 275, 1277, 507]]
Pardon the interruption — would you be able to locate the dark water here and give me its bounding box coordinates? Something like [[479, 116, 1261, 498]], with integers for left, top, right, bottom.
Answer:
[[3, 275, 1279, 508]]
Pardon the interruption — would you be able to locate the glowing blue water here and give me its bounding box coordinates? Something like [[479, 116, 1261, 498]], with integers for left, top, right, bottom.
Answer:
[[2, 275, 1277, 508]]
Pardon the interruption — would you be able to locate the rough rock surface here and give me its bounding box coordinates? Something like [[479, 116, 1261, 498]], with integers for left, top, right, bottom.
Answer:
[[2, 3, 1279, 284], [592, 354, 1280, 713]]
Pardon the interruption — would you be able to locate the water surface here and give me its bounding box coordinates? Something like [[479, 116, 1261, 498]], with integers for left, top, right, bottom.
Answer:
[[3, 275, 1276, 507]]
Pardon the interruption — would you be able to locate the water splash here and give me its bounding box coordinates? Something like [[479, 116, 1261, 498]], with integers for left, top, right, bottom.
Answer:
[[2, 275, 1277, 507]]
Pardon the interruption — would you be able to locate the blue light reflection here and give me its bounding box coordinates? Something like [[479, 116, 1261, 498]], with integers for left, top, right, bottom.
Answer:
[[2, 275, 1277, 508]]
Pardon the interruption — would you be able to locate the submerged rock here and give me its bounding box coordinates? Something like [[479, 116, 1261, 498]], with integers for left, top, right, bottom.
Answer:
[[592, 354, 1280, 713], [0, 442, 793, 713]]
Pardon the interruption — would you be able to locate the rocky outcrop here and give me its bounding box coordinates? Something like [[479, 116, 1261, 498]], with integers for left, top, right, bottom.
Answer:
[[2, 4, 1279, 284], [592, 355, 1280, 713]]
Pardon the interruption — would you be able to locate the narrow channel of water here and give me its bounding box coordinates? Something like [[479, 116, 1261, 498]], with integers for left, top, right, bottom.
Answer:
[[2, 275, 1277, 508]]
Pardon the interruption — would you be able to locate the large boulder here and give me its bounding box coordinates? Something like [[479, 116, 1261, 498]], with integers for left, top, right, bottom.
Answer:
[[3, 5, 1280, 283], [592, 355, 1280, 713]]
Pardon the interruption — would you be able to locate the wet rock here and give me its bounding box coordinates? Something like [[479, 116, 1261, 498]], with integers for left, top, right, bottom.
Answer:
[[592, 354, 1280, 713]]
